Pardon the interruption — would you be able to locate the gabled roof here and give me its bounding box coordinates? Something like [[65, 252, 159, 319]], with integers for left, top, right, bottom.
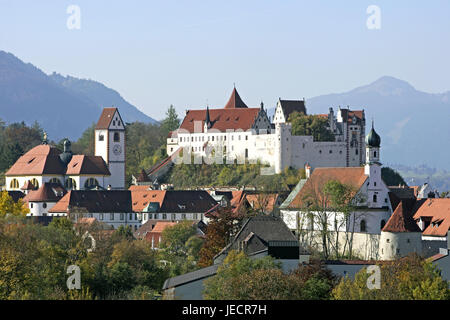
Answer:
[[215, 215, 300, 259], [162, 264, 219, 289], [382, 200, 421, 233], [129, 189, 218, 214], [288, 167, 367, 209], [23, 183, 66, 203], [49, 190, 132, 213], [224, 87, 248, 109], [278, 99, 307, 119], [179, 108, 261, 133], [413, 198, 450, 237], [95, 107, 121, 129], [5, 145, 66, 176], [339, 108, 365, 124], [65, 155, 111, 176], [136, 169, 151, 182], [7, 191, 25, 203]]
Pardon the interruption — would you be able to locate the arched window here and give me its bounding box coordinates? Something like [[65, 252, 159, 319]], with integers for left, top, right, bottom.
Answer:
[[374, 151, 377, 158], [65, 178, 77, 190], [10, 179, 19, 189], [49, 178, 62, 186], [84, 178, 99, 189], [380, 219, 386, 230], [31, 178, 39, 189], [373, 194, 377, 203], [114, 132, 120, 142], [360, 220, 367, 232]]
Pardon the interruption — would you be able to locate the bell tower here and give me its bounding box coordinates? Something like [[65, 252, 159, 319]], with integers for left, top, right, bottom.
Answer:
[[95, 107, 126, 189]]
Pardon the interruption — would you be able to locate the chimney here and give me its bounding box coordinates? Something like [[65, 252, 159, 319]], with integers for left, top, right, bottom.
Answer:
[[305, 163, 311, 179]]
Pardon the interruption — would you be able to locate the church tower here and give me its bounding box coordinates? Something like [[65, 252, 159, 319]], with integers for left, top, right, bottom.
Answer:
[[95, 108, 126, 189], [364, 121, 384, 208]]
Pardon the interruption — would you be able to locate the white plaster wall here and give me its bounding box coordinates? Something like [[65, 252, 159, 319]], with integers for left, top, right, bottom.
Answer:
[[378, 232, 423, 260]]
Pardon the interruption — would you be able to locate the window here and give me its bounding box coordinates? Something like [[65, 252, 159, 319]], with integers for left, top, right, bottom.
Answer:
[[84, 178, 99, 189], [245, 135, 248, 140], [120, 213, 124, 220], [373, 194, 377, 203], [99, 135, 104, 141], [360, 220, 367, 232], [49, 178, 62, 186], [380, 220, 386, 229], [112, 120, 116, 126], [329, 150, 332, 154], [114, 132, 120, 142], [65, 178, 77, 190], [129, 213, 133, 220], [100, 213, 104, 220], [245, 149, 248, 158], [110, 213, 114, 220], [30, 203, 33, 208], [193, 213, 198, 220], [31, 178, 39, 189], [374, 181, 377, 186], [182, 213, 186, 219], [374, 151, 377, 158], [356, 149, 358, 155], [43, 203, 47, 209], [171, 214, 176, 220], [10, 179, 19, 189], [162, 214, 167, 219]]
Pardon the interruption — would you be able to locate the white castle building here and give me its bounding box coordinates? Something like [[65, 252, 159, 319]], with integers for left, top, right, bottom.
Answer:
[[167, 88, 366, 173]]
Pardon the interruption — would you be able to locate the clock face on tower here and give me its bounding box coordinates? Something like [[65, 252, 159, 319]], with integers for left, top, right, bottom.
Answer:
[[113, 144, 122, 155]]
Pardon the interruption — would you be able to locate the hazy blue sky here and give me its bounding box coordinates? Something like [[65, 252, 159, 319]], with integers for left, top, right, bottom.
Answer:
[[1, 1, 449, 120]]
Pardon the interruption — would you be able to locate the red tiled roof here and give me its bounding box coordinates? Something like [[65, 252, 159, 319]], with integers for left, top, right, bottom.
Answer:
[[65, 155, 110, 176], [382, 200, 421, 233], [179, 108, 260, 133], [144, 221, 178, 247], [21, 180, 36, 191], [288, 167, 367, 208], [5, 145, 66, 176], [224, 88, 248, 109], [23, 183, 66, 203], [130, 189, 166, 212], [95, 107, 118, 129], [413, 198, 450, 237]]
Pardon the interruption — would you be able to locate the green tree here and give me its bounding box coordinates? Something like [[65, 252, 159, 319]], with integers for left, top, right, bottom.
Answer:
[[381, 167, 407, 186], [288, 112, 334, 141], [160, 105, 180, 138]]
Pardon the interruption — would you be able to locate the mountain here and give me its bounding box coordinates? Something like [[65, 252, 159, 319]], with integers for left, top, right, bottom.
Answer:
[[269, 76, 450, 169], [0, 51, 157, 141]]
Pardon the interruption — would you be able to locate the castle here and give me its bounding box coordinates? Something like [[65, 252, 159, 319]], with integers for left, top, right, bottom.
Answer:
[[167, 87, 366, 173]]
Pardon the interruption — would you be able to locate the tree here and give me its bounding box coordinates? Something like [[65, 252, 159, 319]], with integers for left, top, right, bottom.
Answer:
[[381, 167, 407, 186], [198, 208, 241, 268], [203, 252, 337, 300], [288, 112, 334, 141], [332, 254, 449, 300], [160, 105, 180, 138], [203, 250, 280, 300], [298, 178, 362, 259], [0, 191, 29, 217]]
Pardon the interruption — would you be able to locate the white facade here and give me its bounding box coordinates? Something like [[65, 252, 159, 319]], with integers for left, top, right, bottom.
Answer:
[[95, 110, 126, 189], [168, 107, 366, 174], [378, 231, 423, 260]]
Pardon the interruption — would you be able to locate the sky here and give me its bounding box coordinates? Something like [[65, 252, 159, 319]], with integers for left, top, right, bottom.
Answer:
[[0, 0, 449, 120]]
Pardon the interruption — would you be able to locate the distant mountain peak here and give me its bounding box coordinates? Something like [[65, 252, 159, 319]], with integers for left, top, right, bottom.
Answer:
[[353, 76, 416, 96]]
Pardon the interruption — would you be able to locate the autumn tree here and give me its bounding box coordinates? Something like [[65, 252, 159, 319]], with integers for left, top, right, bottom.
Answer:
[[0, 191, 29, 217], [197, 208, 241, 268], [332, 254, 449, 300]]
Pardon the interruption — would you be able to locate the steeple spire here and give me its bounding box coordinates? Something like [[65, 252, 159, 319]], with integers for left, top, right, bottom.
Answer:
[[205, 106, 211, 129]]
